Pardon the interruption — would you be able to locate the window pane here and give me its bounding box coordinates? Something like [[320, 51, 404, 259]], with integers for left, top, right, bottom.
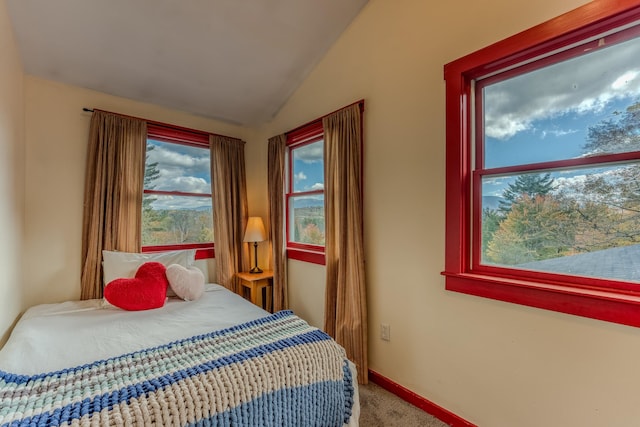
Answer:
[[145, 140, 211, 194], [483, 32, 640, 169], [292, 140, 324, 193], [142, 194, 213, 245], [480, 163, 640, 282], [289, 195, 325, 245]]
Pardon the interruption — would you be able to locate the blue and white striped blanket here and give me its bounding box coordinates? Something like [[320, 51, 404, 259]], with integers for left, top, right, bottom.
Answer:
[[0, 310, 354, 426]]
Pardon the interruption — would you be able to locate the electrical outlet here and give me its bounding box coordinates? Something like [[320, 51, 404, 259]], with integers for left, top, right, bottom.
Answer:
[[380, 323, 391, 341]]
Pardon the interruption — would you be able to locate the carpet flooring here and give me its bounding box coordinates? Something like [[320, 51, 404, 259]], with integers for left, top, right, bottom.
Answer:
[[358, 382, 450, 427]]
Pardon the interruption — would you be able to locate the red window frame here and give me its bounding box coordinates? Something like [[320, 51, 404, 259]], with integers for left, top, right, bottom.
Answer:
[[142, 123, 214, 260], [442, 0, 640, 327], [286, 120, 326, 265]]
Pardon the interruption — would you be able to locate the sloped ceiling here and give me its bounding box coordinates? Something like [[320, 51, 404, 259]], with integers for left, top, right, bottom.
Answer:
[[6, 0, 368, 125]]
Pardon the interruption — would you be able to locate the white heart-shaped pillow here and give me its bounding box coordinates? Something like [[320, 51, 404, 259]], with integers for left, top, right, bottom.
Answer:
[[166, 264, 205, 301]]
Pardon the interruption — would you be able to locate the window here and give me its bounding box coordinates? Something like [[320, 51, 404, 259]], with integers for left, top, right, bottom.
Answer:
[[286, 121, 326, 265], [142, 124, 214, 259], [443, 1, 640, 326]]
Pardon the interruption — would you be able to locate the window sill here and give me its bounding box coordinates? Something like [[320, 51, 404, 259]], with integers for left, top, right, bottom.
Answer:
[[442, 271, 640, 327], [287, 248, 326, 265]]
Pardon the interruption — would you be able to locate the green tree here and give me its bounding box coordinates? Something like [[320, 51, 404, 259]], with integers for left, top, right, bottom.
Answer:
[[485, 100, 640, 265], [486, 216, 535, 265], [198, 213, 214, 242], [301, 223, 324, 245], [556, 100, 640, 252], [556, 166, 640, 252], [144, 145, 160, 189], [498, 173, 555, 215], [487, 194, 577, 264], [483, 172, 555, 260], [169, 210, 195, 243], [481, 208, 502, 258], [142, 144, 162, 245]]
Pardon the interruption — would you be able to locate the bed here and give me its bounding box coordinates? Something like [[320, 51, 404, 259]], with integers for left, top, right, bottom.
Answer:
[[0, 283, 359, 426]]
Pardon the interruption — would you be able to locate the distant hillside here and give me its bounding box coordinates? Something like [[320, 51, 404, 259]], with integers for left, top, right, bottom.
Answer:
[[293, 198, 324, 208]]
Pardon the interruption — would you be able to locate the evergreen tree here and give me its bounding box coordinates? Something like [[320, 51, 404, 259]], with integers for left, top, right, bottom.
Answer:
[[144, 145, 160, 188], [143, 144, 160, 213], [498, 173, 555, 214], [142, 144, 162, 245], [484, 100, 640, 266]]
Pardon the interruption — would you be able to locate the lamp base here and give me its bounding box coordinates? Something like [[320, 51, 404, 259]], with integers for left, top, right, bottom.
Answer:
[[249, 241, 262, 274]]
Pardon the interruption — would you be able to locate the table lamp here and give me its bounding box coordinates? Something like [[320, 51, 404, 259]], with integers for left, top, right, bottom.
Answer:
[[243, 217, 266, 273]]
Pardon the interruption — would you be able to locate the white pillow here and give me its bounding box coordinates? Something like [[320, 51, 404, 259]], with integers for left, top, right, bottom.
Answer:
[[166, 264, 205, 301], [102, 249, 196, 297]]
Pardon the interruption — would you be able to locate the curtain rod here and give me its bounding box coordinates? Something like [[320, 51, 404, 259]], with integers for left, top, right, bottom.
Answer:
[[82, 107, 243, 141], [284, 99, 365, 137]]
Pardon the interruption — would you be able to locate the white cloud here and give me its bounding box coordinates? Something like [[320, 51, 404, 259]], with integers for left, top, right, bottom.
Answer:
[[159, 176, 210, 194], [295, 171, 307, 181], [553, 167, 622, 197], [149, 144, 209, 173], [146, 142, 210, 194], [484, 38, 640, 140], [554, 174, 588, 189], [481, 176, 513, 196], [486, 113, 531, 139], [295, 143, 323, 163], [540, 129, 579, 139], [612, 70, 639, 90], [309, 183, 324, 190]]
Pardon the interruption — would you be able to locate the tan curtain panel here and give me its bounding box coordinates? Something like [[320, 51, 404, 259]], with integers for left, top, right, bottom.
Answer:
[[323, 103, 368, 384], [210, 135, 249, 292], [80, 111, 147, 300], [267, 134, 288, 312]]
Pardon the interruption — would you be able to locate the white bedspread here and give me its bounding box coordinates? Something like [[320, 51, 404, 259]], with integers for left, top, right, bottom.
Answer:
[[0, 284, 271, 375], [0, 283, 360, 426]]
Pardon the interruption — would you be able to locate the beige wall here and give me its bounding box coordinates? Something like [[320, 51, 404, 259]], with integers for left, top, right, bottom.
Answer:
[[21, 76, 252, 310], [5, 0, 640, 425], [248, 0, 640, 426], [0, 1, 24, 347]]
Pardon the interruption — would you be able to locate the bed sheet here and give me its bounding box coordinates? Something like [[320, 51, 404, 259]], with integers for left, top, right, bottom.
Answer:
[[0, 284, 269, 375], [0, 283, 360, 426]]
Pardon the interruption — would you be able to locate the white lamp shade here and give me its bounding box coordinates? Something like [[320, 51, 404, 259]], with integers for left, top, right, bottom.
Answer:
[[243, 217, 266, 242]]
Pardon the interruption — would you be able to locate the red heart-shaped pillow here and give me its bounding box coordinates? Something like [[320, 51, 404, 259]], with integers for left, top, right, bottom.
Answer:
[[104, 261, 168, 310]]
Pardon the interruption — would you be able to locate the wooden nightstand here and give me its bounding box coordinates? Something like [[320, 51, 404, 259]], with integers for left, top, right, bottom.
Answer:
[[236, 270, 274, 312]]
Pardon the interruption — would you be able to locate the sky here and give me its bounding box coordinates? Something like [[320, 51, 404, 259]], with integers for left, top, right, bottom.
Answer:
[[144, 140, 211, 210], [481, 29, 640, 198], [291, 140, 324, 208], [292, 140, 324, 192], [144, 137, 327, 211], [143, 27, 640, 210]]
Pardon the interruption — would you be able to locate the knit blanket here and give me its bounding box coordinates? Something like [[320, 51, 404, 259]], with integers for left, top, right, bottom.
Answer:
[[0, 310, 354, 427]]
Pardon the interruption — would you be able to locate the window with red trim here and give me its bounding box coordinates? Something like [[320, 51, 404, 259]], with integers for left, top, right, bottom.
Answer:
[[443, 0, 640, 326], [286, 121, 326, 265], [142, 124, 214, 260]]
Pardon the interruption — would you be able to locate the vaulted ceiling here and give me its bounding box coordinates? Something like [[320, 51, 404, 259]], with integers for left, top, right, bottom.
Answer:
[[6, 0, 368, 125]]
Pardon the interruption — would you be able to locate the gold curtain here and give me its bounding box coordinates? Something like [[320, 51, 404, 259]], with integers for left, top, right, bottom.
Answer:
[[267, 134, 288, 311], [210, 135, 249, 292], [80, 111, 147, 300], [323, 103, 368, 384]]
